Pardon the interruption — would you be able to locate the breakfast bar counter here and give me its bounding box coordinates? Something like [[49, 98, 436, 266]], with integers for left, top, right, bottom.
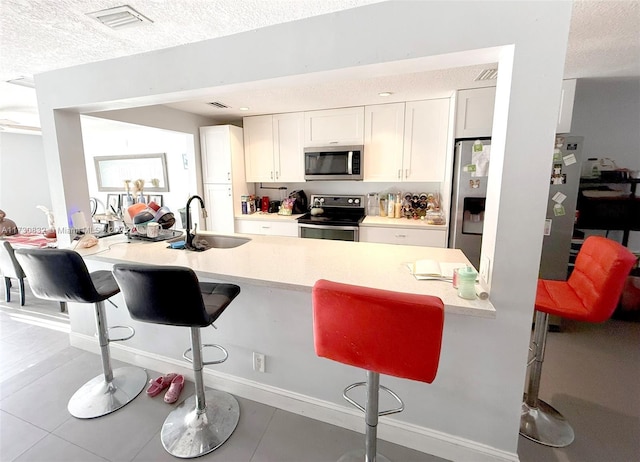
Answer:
[[76, 232, 494, 318], [67, 232, 508, 462]]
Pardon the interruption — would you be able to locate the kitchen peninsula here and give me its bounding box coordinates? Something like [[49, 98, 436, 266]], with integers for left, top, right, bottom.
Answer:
[[68, 233, 500, 460]]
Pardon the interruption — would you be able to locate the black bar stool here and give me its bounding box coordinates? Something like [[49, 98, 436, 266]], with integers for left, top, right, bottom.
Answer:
[[113, 263, 241, 459], [14, 249, 147, 418]]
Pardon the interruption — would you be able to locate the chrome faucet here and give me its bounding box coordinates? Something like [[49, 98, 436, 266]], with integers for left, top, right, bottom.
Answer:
[[185, 195, 208, 249]]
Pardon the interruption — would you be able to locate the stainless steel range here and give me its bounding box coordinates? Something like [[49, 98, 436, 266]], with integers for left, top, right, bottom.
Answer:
[[297, 194, 365, 241]]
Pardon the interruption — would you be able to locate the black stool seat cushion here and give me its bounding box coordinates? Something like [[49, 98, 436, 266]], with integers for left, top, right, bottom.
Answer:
[[200, 282, 241, 323], [14, 249, 120, 303], [113, 264, 240, 327]]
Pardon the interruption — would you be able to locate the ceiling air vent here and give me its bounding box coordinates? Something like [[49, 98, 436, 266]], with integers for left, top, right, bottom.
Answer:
[[475, 68, 498, 81], [87, 5, 153, 30], [207, 102, 230, 109]]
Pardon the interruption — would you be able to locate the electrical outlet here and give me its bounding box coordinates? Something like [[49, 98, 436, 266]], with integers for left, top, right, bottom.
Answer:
[[480, 256, 491, 285], [253, 352, 266, 372]]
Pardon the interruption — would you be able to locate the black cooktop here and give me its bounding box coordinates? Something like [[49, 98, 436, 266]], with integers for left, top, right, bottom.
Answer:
[[297, 194, 365, 226]]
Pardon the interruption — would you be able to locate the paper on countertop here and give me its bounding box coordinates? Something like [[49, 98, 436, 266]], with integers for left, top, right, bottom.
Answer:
[[472, 144, 491, 177], [407, 260, 468, 280]]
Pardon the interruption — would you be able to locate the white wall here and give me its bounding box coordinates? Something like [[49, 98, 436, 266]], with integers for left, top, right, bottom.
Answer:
[[34, 2, 573, 460], [571, 78, 640, 251], [0, 132, 50, 230], [571, 78, 640, 170], [81, 116, 198, 226]]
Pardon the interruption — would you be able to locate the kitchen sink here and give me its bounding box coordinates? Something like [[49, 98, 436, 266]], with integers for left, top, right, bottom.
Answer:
[[190, 234, 251, 250]]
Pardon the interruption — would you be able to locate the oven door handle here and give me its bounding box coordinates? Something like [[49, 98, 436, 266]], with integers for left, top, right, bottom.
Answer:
[[298, 223, 359, 231]]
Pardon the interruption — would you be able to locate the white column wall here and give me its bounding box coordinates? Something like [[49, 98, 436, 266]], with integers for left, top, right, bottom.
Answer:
[[35, 1, 574, 458]]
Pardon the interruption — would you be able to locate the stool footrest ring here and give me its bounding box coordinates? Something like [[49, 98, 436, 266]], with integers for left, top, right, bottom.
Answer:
[[107, 325, 135, 342], [183, 343, 229, 365], [343, 382, 405, 417]]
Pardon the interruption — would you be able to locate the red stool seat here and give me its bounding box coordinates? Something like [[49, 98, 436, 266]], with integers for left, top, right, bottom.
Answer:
[[313, 279, 445, 462]]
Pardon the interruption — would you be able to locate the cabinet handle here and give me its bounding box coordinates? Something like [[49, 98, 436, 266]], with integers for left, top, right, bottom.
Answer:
[[276, 171, 279, 179], [227, 172, 231, 181], [261, 226, 271, 229], [228, 188, 231, 197], [271, 171, 274, 180], [395, 234, 407, 238], [398, 169, 401, 179], [405, 169, 409, 179]]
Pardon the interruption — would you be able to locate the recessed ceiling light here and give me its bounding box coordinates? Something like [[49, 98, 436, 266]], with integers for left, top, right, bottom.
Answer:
[[239, 107, 249, 111], [378, 92, 393, 97], [87, 5, 153, 30]]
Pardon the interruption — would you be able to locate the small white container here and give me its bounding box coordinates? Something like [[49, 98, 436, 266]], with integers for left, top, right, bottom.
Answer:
[[147, 222, 160, 238]]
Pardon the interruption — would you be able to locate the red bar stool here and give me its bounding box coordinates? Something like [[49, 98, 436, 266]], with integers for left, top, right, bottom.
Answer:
[[521, 236, 637, 447], [312, 279, 445, 462]]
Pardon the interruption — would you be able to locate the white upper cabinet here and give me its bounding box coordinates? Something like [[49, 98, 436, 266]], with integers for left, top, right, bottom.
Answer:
[[304, 107, 365, 146], [556, 79, 576, 134], [403, 98, 451, 182], [364, 99, 451, 182], [455, 87, 496, 139], [244, 115, 275, 182], [455, 79, 577, 137], [200, 125, 234, 183], [363, 103, 406, 182], [272, 112, 305, 182], [244, 113, 305, 183]]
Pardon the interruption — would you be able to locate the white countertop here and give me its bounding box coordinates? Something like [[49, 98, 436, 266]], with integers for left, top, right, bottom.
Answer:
[[77, 232, 495, 318]]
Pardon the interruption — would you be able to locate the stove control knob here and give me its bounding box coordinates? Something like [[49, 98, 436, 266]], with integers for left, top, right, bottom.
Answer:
[[348, 198, 353, 204], [354, 198, 360, 204], [319, 198, 325, 203]]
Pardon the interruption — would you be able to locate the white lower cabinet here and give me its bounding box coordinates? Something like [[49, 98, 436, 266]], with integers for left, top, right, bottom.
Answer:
[[360, 226, 447, 247], [204, 184, 235, 234], [235, 219, 298, 237]]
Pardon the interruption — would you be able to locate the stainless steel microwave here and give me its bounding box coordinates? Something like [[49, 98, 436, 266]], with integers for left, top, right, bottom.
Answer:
[[304, 146, 363, 181]]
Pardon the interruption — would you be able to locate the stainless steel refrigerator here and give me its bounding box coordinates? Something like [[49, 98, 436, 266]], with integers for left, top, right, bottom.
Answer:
[[449, 139, 491, 270], [449, 136, 583, 278], [539, 135, 584, 280]]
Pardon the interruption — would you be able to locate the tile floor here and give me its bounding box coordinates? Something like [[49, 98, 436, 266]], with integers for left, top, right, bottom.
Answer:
[[1, 284, 638, 462]]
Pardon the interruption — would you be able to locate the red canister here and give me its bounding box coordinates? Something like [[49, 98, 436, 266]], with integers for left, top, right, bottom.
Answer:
[[261, 196, 270, 212]]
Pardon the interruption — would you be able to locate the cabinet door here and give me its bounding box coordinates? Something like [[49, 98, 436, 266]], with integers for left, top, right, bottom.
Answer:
[[203, 184, 234, 234], [363, 103, 405, 182], [200, 126, 232, 184], [360, 226, 447, 247], [556, 79, 576, 134], [455, 87, 496, 138], [304, 107, 364, 146], [244, 115, 275, 182], [273, 112, 305, 182], [403, 98, 451, 182]]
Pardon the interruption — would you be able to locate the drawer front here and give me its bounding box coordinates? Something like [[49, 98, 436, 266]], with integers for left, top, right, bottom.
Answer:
[[235, 219, 298, 237], [360, 226, 446, 247]]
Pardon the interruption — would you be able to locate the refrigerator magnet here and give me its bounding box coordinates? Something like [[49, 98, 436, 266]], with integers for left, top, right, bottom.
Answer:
[[552, 191, 567, 204], [543, 219, 552, 236], [463, 164, 476, 173], [553, 203, 566, 217], [563, 154, 577, 166]]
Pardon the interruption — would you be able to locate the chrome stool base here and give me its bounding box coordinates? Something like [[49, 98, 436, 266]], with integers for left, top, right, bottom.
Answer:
[[161, 389, 240, 459], [338, 449, 391, 462], [520, 395, 575, 448], [68, 366, 147, 419]]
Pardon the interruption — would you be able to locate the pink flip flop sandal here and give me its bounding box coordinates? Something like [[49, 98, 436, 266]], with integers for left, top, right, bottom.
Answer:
[[164, 374, 185, 404], [146, 373, 178, 397]]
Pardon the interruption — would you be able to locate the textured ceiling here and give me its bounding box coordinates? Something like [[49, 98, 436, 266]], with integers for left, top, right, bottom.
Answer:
[[0, 0, 638, 132]]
